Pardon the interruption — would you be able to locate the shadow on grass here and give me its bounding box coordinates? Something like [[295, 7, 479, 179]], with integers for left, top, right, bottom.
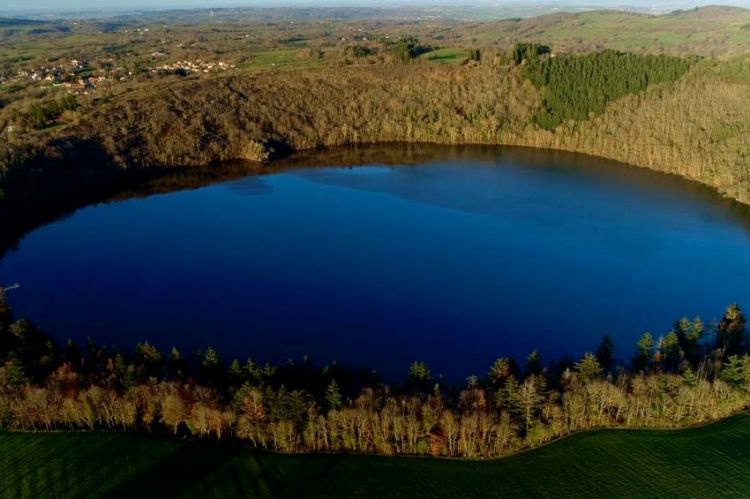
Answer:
[[107, 441, 245, 498]]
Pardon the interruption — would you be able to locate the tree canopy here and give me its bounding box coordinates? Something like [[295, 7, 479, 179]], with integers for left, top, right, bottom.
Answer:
[[524, 50, 696, 130]]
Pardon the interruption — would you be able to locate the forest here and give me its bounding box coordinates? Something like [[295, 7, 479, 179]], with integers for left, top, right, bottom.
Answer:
[[2, 290, 749, 458], [2, 8, 750, 212], [1, 46, 749, 214], [523, 50, 696, 129]]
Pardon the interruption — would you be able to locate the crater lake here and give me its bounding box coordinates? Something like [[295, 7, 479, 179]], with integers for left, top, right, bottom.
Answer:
[[3, 146, 750, 379]]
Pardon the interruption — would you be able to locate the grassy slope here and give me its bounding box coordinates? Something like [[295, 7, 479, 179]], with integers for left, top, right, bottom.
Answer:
[[475, 7, 750, 56], [2, 413, 750, 498]]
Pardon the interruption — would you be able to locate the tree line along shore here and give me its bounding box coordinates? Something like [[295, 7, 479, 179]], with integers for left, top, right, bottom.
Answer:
[[2, 288, 750, 459]]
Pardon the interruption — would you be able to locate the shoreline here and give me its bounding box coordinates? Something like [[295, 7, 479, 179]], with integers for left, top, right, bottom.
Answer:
[[2, 140, 749, 259], [2, 409, 747, 462], [4, 140, 750, 322]]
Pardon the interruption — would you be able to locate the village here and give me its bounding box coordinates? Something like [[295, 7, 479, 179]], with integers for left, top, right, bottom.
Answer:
[[1, 55, 236, 96], [149, 57, 236, 76]]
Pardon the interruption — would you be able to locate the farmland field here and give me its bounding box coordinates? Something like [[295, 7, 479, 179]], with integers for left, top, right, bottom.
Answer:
[[2, 413, 749, 498]]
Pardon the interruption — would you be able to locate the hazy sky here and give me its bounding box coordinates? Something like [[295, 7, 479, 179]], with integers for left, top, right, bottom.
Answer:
[[2, 0, 749, 13]]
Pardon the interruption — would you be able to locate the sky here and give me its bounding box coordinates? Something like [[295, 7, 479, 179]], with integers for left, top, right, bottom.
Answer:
[[2, 0, 749, 14]]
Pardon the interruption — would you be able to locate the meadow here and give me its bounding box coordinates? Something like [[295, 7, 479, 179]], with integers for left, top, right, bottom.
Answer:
[[2, 413, 749, 498]]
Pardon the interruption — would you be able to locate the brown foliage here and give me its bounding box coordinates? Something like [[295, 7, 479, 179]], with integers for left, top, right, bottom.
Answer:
[[1, 364, 748, 458], [3, 56, 749, 204]]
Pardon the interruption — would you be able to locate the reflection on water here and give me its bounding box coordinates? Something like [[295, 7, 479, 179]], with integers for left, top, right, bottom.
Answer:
[[224, 176, 275, 197], [2, 144, 750, 380]]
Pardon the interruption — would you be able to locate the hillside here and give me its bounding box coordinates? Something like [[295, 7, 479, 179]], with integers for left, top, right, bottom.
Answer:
[[2, 413, 750, 498], [667, 5, 750, 20], [3, 52, 748, 206], [478, 7, 750, 56], [1, 10, 749, 224]]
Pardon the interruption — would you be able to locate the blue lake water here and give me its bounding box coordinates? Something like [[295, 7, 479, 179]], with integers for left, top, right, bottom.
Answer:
[[3, 147, 750, 379]]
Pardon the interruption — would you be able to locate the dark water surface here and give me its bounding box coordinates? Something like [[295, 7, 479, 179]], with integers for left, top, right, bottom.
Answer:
[[3, 146, 750, 379]]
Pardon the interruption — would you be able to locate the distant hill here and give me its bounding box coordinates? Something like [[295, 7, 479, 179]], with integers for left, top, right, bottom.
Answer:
[[0, 18, 52, 26], [667, 5, 750, 19], [472, 7, 750, 56]]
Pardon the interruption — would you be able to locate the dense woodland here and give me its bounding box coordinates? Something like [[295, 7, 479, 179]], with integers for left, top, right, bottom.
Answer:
[[524, 50, 695, 129], [1, 48, 749, 207], [2, 291, 750, 458]]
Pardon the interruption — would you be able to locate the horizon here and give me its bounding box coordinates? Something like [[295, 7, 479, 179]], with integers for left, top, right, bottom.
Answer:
[[3, 0, 750, 15]]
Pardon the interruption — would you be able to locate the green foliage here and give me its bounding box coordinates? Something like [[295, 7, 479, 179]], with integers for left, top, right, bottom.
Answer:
[[324, 379, 342, 411], [16, 95, 78, 130], [202, 347, 220, 370], [674, 317, 704, 365], [352, 45, 373, 58], [389, 37, 429, 63], [659, 331, 682, 371], [406, 360, 433, 393], [722, 355, 745, 388], [408, 360, 431, 382], [575, 353, 603, 382], [595, 334, 615, 371], [682, 366, 698, 386], [633, 332, 654, 371], [721, 355, 750, 391], [488, 357, 516, 388], [511, 43, 550, 65], [134, 341, 162, 378], [0, 359, 26, 386], [199, 346, 223, 384], [496, 375, 522, 416], [637, 333, 654, 356], [243, 357, 275, 383], [716, 303, 746, 356], [525, 349, 542, 377], [466, 48, 481, 63], [135, 341, 162, 364], [524, 50, 695, 130], [228, 359, 243, 384], [267, 387, 309, 430], [114, 352, 134, 388]]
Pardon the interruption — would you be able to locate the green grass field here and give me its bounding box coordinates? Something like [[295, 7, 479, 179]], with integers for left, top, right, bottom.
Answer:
[[421, 47, 464, 64], [2, 413, 750, 498], [242, 48, 324, 71]]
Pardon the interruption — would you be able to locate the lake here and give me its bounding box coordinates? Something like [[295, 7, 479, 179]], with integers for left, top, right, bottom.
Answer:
[[3, 146, 750, 380]]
